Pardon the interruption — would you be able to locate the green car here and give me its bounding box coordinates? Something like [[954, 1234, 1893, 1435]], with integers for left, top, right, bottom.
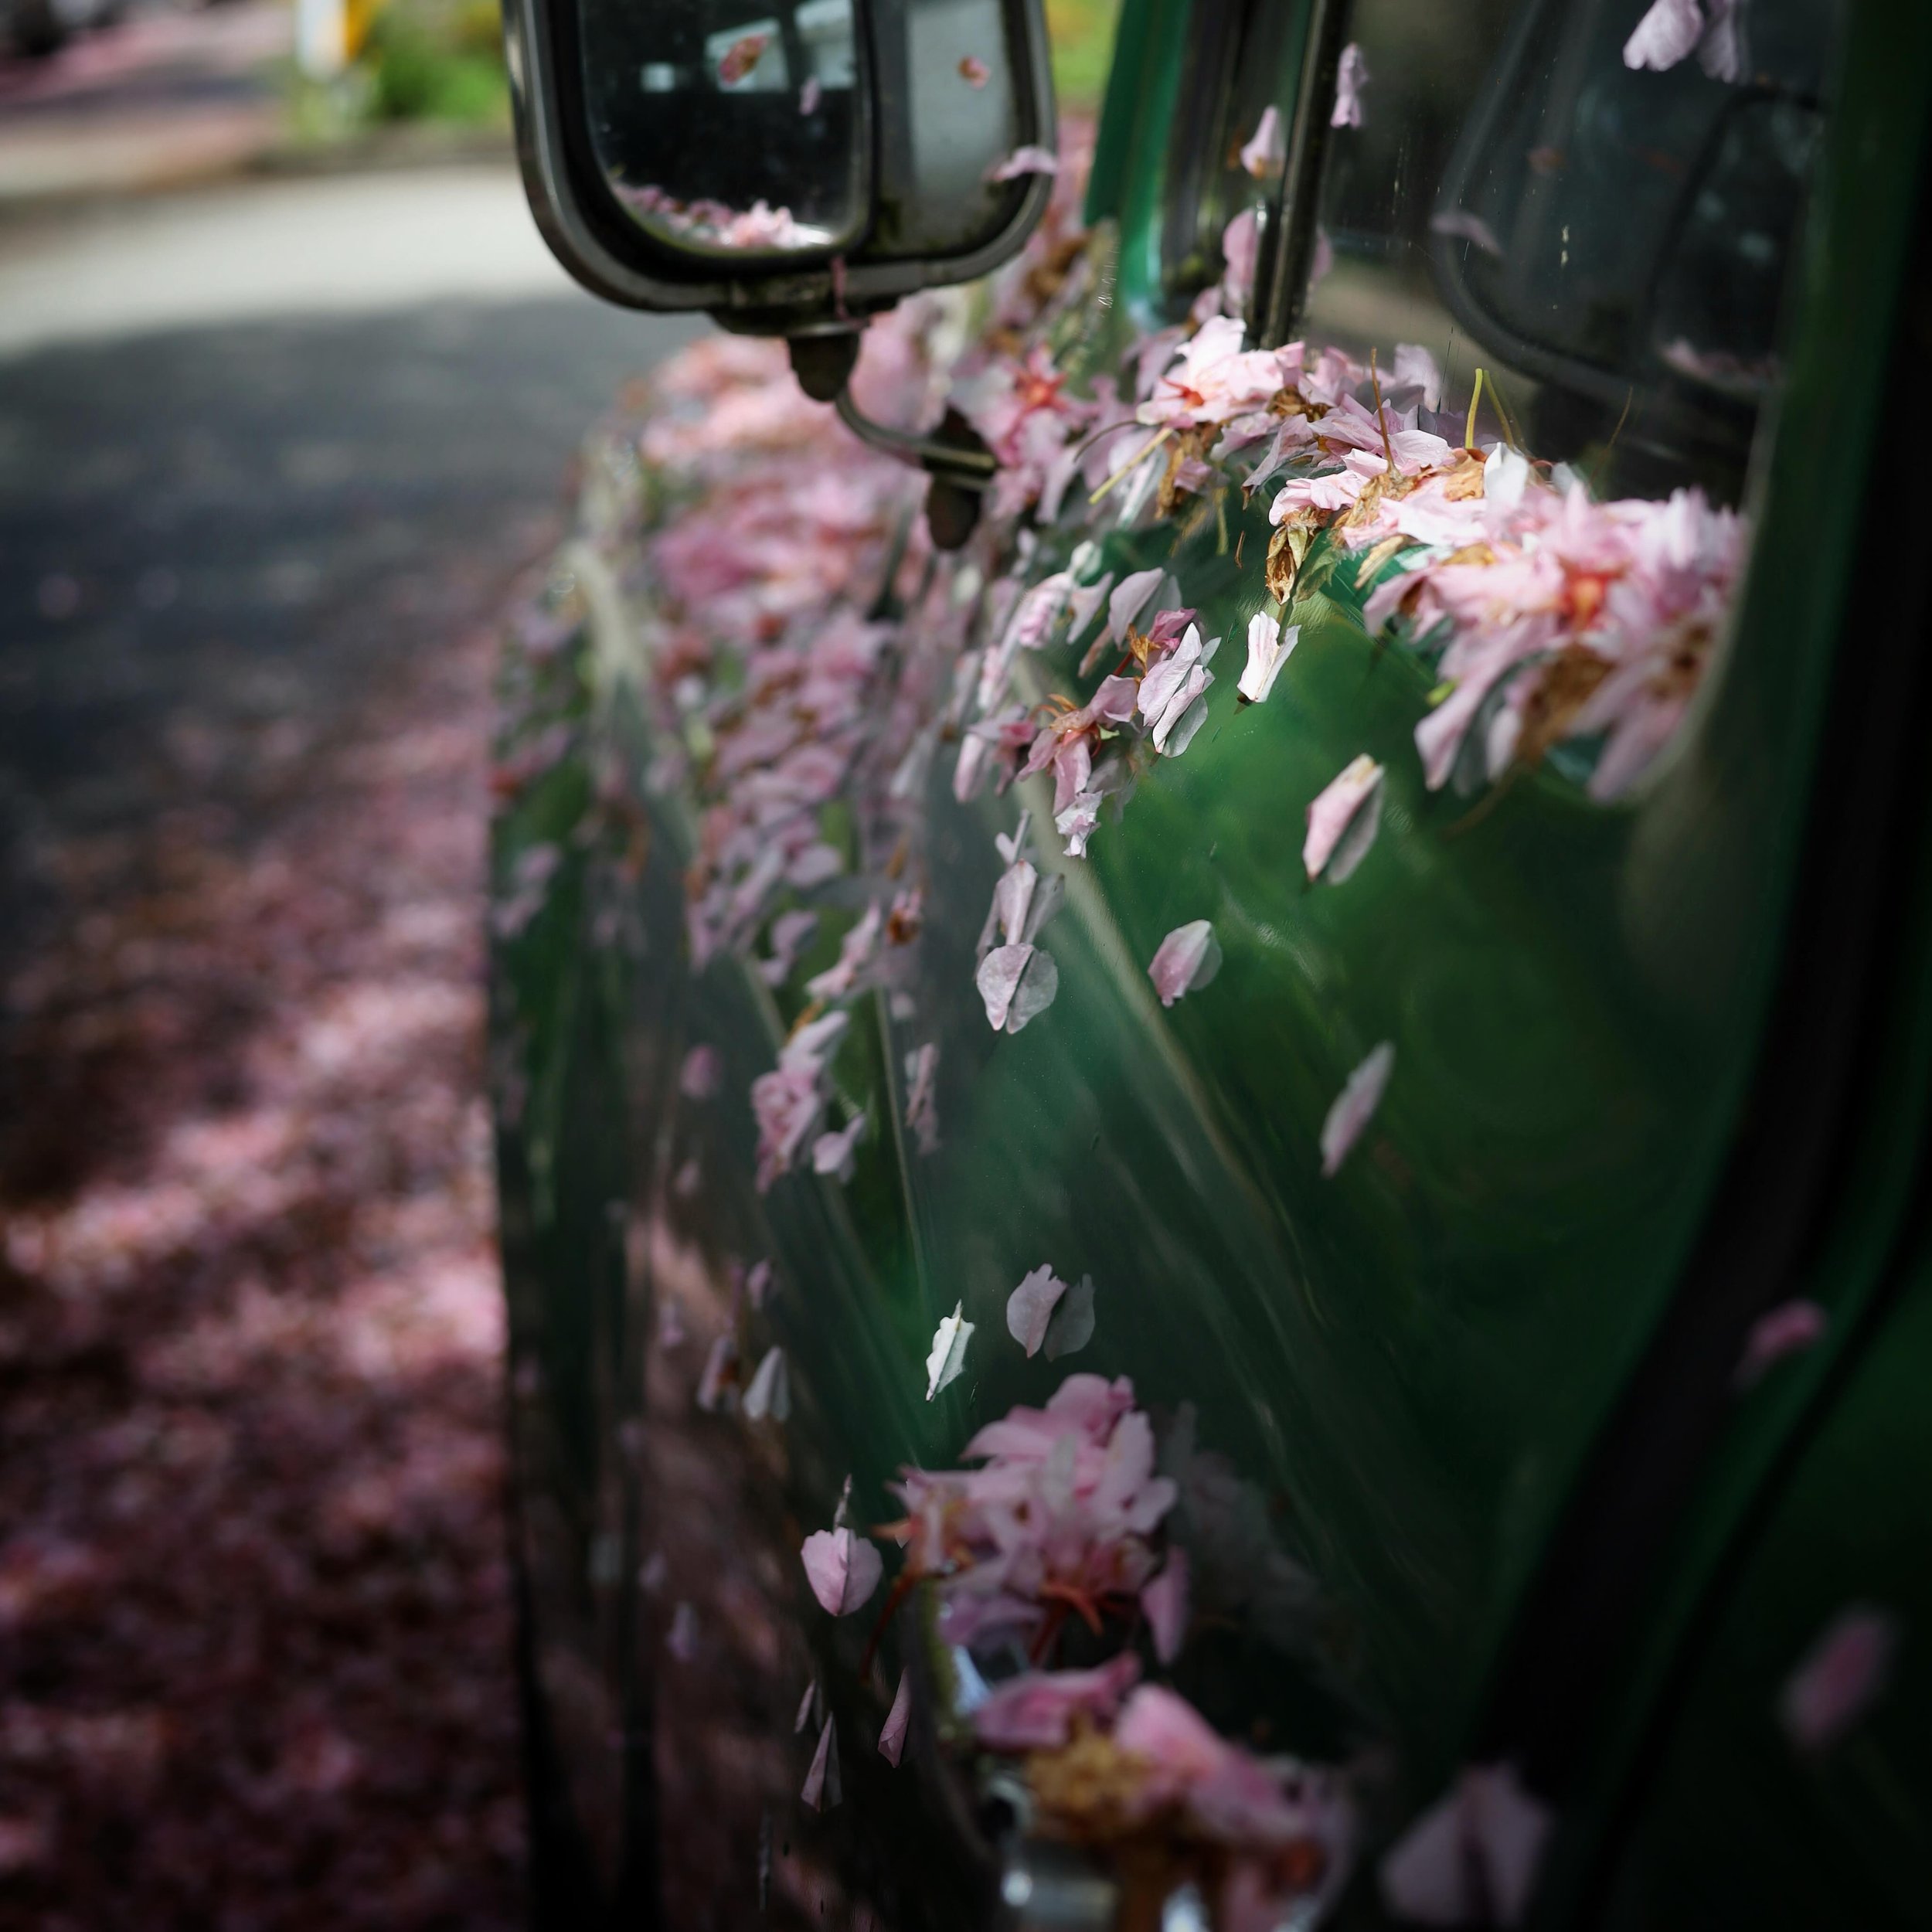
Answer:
[[492, 0, 1932, 1924]]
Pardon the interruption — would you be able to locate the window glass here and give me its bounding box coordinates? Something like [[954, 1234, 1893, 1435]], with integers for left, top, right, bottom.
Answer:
[[1298, 0, 1843, 502]]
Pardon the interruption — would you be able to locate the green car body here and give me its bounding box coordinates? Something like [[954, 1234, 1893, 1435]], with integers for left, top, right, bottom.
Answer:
[[491, 0, 1932, 1923]]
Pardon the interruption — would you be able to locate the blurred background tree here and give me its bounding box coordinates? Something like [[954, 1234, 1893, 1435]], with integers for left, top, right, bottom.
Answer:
[[293, 0, 1119, 141], [1046, 0, 1120, 111]]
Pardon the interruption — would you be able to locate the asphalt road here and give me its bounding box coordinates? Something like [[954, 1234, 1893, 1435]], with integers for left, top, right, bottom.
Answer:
[[0, 165, 704, 1002], [0, 165, 704, 1921]]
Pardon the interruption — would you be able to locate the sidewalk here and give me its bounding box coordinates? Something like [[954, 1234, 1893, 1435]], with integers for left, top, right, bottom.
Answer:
[[0, 1, 289, 209], [0, 0, 511, 217]]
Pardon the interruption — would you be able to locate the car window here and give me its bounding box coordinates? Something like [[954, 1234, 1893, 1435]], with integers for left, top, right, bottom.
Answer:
[[1302, 0, 1842, 504]]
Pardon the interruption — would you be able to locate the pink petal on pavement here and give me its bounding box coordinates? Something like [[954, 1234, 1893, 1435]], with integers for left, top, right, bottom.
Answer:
[[1304, 754, 1385, 884], [1141, 1549, 1190, 1665], [1006, 1264, 1069, 1357], [1778, 1605, 1898, 1753], [1148, 920, 1223, 1007], [800, 1526, 884, 1616], [879, 1668, 913, 1766], [1321, 1042, 1393, 1177]]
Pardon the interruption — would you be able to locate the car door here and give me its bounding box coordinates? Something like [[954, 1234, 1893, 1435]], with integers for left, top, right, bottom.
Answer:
[[489, 0, 1930, 1923]]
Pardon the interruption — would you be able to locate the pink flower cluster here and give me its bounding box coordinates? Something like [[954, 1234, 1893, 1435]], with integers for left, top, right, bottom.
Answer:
[[614, 182, 824, 251], [890, 1373, 1181, 1656], [971, 1657, 1355, 1932]]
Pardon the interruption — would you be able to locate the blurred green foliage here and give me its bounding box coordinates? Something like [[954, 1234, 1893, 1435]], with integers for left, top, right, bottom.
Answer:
[[362, 0, 509, 124], [1046, 0, 1121, 111]]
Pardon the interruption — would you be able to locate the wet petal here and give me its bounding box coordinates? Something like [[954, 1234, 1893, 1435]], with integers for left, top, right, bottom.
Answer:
[[801, 1526, 885, 1615], [679, 1044, 721, 1099], [1148, 921, 1223, 1007], [811, 1111, 867, 1183], [1623, 0, 1702, 70], [986, 144, 1060, 182], [1141, 1550, 1191, 1665], [1239, 105, 1284, 179], [667, 1601, 699, 1662], [926, 1301, 975, 1400], [743, 1345, 791, 1422], [1304, 754, 1385, 884], [879, 1668, 913, 1767], [801, 1714, 841, 1811], [1043, 1274, 1096, 1360], [1734, 1298, 1826, 1390], [1105, 567, 1166, 645], [1237, 611, 1297, 704], [1006, 1264, 1069, 1357], [1778, 1605, 1898, 1753], [1379, 1763, 1550, 1927], [1321, 1042, 1393, 1176]]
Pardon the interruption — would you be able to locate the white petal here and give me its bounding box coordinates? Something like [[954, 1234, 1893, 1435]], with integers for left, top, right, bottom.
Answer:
[[926, 1301, 975, 1400], [743, 1345, 791, 1421]]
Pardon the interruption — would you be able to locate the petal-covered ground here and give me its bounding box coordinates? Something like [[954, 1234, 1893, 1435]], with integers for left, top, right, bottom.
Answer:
[[0, 619, 521, 1927]]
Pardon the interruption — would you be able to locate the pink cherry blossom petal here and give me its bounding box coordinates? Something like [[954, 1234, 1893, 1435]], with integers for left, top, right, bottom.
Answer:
[[904, 1042, 941, 1155], [1148, 920, 1223, 1007], [1006, 1264, 1069, 1357], [879, 1668, 913, 1766], [800, 1526, 885, 1616], [1378, 1763, 1551, 1927], [1104, 567, 1166, 646], [1330, 43, 1369, 128], [1623, 0, 1703, 70], [1303, 754, 1385, 884], [986, 145, 1061, 182], [811, 1111, 867, 1183], [1043, 1274, 1096, 1360], [1239, 105, 1284, 179], [679, 1044, 721, 1099], [667, 1601, 699, 1662], [1141, 1550, 1190, 1665], [1734, 1298, 1827, 1390], [1321, 1043, 1393, 1176], [801, 1714, 841, 1810], [1778, 1605, 1898, 1753], [972, 1653, 1142, 1751]]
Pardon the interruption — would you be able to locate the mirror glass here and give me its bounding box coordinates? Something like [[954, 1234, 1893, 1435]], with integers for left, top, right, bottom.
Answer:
[[577, 0, 869, 256], [866, 0, 1030, 258]]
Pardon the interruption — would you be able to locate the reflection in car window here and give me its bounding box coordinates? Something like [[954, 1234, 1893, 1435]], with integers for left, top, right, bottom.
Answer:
[[1304, 0, 1842, 502]]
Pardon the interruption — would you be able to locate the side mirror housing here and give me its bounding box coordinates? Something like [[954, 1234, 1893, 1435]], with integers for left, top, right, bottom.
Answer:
[[502, 0, 1057, 336]]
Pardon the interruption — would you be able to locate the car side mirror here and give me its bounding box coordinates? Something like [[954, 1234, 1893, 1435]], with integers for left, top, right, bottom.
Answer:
[[502, 0, 1056, 539]]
